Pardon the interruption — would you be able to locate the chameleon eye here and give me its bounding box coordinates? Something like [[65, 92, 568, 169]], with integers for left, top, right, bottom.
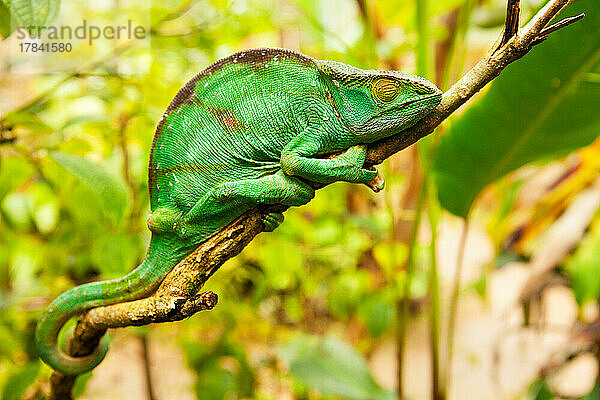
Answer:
[[372, 78, 400, 103]]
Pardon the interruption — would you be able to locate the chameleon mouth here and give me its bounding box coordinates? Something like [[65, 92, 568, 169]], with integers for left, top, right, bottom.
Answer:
[[370, 92, 442, 121], [396, 92, 442, 110]]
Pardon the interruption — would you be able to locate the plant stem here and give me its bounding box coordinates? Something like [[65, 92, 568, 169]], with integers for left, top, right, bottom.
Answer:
[[397, 174, 426, 399], [442, 219, 469, 398], [415, 0, 432, 78], [140, 334, 157, 400], [451, 0, 476, 86], [438, 0, 476, 90], [426, 177, 443, 400], [415, 0, 444, 397]]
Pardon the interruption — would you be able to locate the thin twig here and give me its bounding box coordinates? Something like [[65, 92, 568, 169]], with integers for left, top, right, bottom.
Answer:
[[396, 172, 426, 399], [140, 335, 156, 400], [532, 12, 585, 45], [539, 12, 584, 36], [428, 190, 443, 400], [500, 0, 520, 49], [443, 219, 469, 394], [44, 0, 583, 397]]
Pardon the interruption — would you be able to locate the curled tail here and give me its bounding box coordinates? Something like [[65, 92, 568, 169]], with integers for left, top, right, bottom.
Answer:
[[35, 237, 179, 375]]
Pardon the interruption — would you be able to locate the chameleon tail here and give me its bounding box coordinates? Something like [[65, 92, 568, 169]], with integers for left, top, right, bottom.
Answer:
[[35, 236, 178, 375]]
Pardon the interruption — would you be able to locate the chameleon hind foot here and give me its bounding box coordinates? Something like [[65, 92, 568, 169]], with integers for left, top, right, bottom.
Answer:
[[147, 207, 181, 233], [262, 212, 284, 232]]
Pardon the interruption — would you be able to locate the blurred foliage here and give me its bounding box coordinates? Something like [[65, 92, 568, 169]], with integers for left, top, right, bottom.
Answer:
[[565, 215, 600, 307], [0, 0, 599, 399], [278, 335, 394, 400]]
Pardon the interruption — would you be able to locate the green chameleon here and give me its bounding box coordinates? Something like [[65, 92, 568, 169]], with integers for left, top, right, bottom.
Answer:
[[36, 48, 442, 375]]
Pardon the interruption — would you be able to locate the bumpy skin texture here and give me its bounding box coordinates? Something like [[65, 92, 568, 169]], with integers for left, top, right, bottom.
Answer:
[[36, 48, 442, 375]]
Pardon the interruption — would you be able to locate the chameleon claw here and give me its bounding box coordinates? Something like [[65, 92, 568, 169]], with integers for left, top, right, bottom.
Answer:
[[263, 212, 284, 232], [365, 167, 385, 192]]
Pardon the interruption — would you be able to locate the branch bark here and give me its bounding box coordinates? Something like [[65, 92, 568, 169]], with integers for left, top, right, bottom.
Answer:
[[46, 0, 583, 397]]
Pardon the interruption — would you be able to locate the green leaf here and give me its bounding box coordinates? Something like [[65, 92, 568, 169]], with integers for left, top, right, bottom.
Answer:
[[357, 293, 395, 337], [579, 382, 600, 400], [372, 242, 408, 277], [257, 239, 303, 290], [49, 151, 129, 223], [527, 378, 555, 400], [3, 0, 60, 32], [91, 233, 140, 278], [433, 0, 600, 217], [0, 156, 35, 199], [327, 271, 368, 319], [278, 335, 395, 400], [1, 191, 32, 229], [1, 362, 40, 400], [564, 220, 600, 306], [72, 371, 93, 399], [0, 1, 13, 38], [4, 110, 53, 134]]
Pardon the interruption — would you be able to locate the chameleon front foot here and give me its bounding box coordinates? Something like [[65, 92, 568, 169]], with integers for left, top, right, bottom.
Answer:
[[262, 212, 284, 232]]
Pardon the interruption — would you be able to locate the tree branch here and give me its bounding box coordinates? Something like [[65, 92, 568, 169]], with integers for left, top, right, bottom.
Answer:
[[46, 0, 582, 397]]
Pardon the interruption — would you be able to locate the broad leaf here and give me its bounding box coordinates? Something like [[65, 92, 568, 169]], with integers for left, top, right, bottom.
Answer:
[[49, 151, 129, 223], [1, 362, 40, 400], [0, 1, 13, 38], [357, 292, 395, 337], [527, 378, 555, 400], [278, 335, 395, 400], [564, 220, 600, 306], [91, 233, 140, 278], [2, 0, 60, 32], [433, 0, 600, 217]]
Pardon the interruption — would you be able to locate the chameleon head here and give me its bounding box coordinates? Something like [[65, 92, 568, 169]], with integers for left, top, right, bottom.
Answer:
[[317, 60, 442, 142]]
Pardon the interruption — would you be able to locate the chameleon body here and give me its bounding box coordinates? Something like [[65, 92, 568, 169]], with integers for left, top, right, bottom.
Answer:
[[36, 48, 441, 375]]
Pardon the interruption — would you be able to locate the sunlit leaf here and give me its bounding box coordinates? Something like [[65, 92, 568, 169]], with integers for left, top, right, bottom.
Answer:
[[91, 233, 140, 279], [9, 244, 41, 293], [0, 1, 13, 38], [327, 271, 368, 318], [0, 156, 35, 199], [372, 242, 408, 276], [182, 337, 255, 399], [49, 151, 129, 223], [433, 0, 600, 217], [4, 110, 53, 134], [278, 335, 395, 400], [3, 0, 60, 33], [72, 371, 93, 399], [257, 239, 303, 291], [61, 114, 107, 130], [357, 292, 395, 337], [1, 191, 32, 229], [564, 219, 600, 306], [1, 362, 40, 400]]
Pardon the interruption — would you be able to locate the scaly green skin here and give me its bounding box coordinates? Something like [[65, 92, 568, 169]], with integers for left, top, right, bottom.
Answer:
[[36, 48, 442, 375]]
